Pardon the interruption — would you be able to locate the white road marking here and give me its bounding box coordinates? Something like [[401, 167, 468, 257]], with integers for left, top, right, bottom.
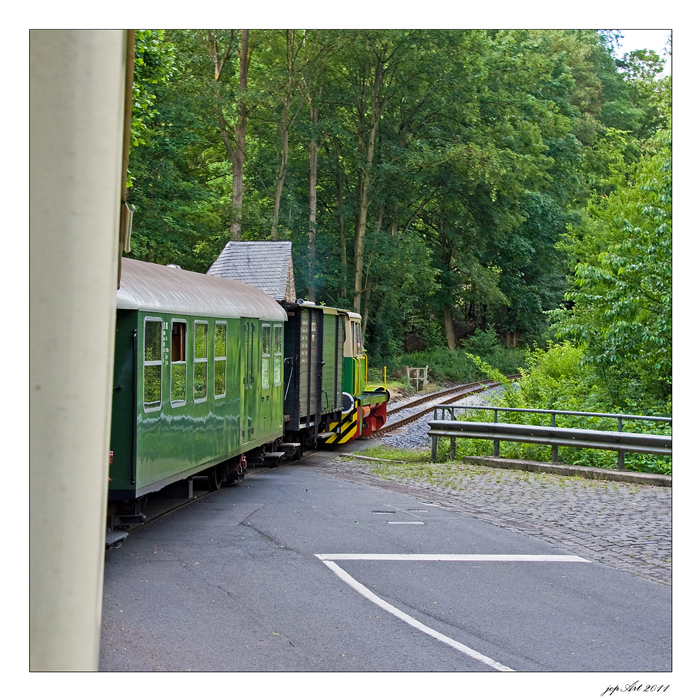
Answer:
[[317, 553, 590, 562], [387, 521, 424, 525], [316, 553, 590, 671], [318, 558, 514, 672]]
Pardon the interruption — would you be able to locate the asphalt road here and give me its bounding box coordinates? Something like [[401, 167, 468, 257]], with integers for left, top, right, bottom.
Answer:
[[100, 457, 670, 674]]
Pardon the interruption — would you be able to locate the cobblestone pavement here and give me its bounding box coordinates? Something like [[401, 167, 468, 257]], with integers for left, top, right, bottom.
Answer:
[[316, 453, 671, 586]]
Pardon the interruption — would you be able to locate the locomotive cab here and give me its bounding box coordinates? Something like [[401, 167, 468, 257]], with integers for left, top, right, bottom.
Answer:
[[336, 313, 389, 440]]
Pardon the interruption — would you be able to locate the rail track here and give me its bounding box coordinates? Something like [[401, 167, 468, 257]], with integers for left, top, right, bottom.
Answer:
[[373, 375, 519, 439]]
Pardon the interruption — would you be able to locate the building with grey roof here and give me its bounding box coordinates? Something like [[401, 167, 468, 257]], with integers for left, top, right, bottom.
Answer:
[[207, 241, 297, 303]]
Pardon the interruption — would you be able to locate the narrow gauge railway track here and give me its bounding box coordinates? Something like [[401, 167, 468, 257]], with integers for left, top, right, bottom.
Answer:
[[373, 375, 519, 439]]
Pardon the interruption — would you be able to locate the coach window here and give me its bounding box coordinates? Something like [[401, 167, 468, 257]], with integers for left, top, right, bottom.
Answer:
[[171, 320, 187, 406], [273, 324, 283, 386], [261, 324, 271, 390], [143, 318, 163, 411], [214, 322, 227, 398], [194, 321, 208, 401]]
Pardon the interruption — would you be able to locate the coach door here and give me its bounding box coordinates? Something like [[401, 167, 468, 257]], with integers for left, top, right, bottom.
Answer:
[[241, 318, 258, 444]]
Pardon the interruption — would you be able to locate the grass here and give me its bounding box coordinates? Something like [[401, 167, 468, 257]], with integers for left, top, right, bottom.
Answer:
[[343, 442, 644, 494], [347, 445, 432, 463]]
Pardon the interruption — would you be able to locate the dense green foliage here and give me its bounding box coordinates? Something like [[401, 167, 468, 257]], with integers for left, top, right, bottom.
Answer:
[[126, 29, 671, 445], [377, 328, 528, 384], [554, 129, 672, 406], [435, 345, 671, 474]]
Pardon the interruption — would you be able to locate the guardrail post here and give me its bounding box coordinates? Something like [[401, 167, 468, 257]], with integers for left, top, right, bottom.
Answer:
[[493, 408, 500, 456], [617, 415, 625, 470], [551, 411, 558, 462], [432, 408, 438, 462], [450, 437, 456, 460]]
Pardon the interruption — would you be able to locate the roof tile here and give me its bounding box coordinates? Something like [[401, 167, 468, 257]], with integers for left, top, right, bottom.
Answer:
[[207, 241, 297, 303]]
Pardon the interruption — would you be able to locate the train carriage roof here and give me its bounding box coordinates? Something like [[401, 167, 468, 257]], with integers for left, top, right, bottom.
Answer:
[[117, 258, 287, 321]]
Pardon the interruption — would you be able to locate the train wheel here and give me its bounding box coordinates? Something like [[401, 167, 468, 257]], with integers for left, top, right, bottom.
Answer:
[[207, 465, 223, 491]]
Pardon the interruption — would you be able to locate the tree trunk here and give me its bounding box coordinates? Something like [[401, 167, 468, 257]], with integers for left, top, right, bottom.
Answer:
[[505, 330, 520, 348], [308, 100, 319, 302], [353, 58, 384, 313], [271, 30, 300, 242], [443, 304, 457, 351], [362, 280, 372, 338], [271, 111, 288, 241], [204, 30, 240, 238], [332, 139, 347, 300], [361, 212, 382, 336], [230, 29, 251, 241]]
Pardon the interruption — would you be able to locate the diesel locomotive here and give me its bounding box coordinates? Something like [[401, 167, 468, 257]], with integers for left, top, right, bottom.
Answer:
[[107, 256, 389, 528]]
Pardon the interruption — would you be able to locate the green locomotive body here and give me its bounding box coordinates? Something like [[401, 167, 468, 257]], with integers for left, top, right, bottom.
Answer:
[[337, 311, 389, 441]]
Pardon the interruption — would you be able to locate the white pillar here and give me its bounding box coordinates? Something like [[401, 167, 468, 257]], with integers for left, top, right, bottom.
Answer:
[[30, 30, 126, 671]]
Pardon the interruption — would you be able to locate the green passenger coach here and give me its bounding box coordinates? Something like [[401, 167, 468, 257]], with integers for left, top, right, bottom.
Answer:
[[108, 259, 287, 525]]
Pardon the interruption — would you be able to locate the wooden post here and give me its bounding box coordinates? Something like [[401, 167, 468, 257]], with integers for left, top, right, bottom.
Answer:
[[493, 408, 499, 456]]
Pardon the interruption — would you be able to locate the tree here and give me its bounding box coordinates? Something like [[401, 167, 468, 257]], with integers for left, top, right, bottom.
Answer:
[[130, 30, 175, 149], [618, 46, 671, 138], [123, 28, 671, 381], [555, 129, 671, 404], [201, 29, 254, 241], [126, 30, 228, 270]]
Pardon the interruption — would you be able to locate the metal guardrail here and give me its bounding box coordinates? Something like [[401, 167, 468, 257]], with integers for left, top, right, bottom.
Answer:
[[428, 405, 671, 470]]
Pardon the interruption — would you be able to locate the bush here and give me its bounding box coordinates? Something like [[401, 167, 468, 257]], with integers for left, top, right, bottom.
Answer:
[[434, 342, 671, 475], [463, 328, 528, 375], [379, 328, 528, 385]]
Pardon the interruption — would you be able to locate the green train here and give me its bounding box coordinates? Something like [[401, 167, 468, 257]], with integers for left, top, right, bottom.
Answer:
[[108, 258, 389, 528]]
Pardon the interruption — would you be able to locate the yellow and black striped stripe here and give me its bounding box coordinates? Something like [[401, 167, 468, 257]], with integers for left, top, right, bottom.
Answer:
[[322, 399, 360, 445]]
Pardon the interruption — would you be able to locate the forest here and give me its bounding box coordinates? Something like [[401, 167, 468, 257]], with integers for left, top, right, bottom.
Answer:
[[126, 29, 671, 436]]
